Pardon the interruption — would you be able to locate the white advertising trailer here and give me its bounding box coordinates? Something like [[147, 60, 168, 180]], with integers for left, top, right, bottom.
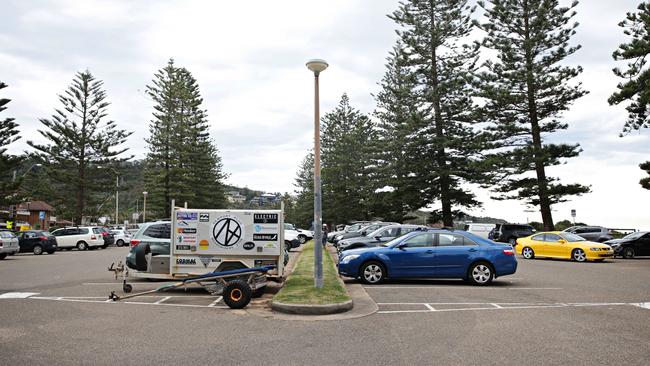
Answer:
[[110, 206, 286, 308], [170, 207, 285, 278]]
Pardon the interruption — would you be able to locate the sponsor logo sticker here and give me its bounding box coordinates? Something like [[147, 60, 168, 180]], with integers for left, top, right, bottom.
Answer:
[[199, 239, 209, 250], [176, 258, 197, 265], [243, 242, 255, 250], [177, 235, 197, 244], [254, 224, 276, 233], [212, 215, 244, 248], [253, 233, 278, 241], [199, 213, 210, 222], [177, 228, 197, 234], [176, 212, 198, 221], [253, 213, 278, 224], [176, 245, 191, 251], [199, 256, 212, 268]]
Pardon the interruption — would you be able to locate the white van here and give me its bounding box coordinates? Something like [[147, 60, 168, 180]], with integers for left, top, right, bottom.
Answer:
[[464, 223, 496, 239], [51, 226, 105, 250]]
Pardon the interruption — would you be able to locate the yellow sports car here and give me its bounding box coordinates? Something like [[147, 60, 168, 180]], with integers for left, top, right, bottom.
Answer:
[[515, 231, 613, 262]]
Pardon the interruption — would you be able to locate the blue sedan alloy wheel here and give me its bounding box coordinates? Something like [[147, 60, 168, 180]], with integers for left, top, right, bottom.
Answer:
[[468, 262, 493, 286], [360, 262, 386, 285]]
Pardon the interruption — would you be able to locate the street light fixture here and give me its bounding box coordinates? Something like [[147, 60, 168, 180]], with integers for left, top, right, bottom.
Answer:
[[12, 163, 42, 182], [306, 58, 328, 289], [142, 191, 148, 223]]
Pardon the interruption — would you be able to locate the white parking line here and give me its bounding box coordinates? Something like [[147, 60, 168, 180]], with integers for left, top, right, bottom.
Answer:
[[0, 292, 40, 299], [208, 297, 223, 307], [154, 296, 172, 304], [376, 301, 642, 314], [26, 295, 230, 309]]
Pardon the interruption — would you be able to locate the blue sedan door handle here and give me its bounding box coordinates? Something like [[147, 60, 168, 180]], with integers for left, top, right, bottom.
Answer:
[[468, 248, 478, 252], [426, 250, 434, 254]]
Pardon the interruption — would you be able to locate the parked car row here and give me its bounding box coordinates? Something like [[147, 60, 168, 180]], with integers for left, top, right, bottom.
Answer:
[[0, 225, 131, 260], [337, 224, 649, 287]]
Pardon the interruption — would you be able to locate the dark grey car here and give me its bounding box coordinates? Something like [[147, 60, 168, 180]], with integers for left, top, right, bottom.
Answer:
[[334, 222, 398, 245], [338, 224, 427, 252], [564, 226, 613, 243]]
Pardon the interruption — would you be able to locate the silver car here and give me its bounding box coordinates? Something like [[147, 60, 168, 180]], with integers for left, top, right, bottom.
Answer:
[[0, 231, 20, 259]]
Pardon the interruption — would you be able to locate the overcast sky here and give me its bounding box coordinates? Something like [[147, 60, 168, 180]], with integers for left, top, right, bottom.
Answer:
[[1, 0, 648, 229]]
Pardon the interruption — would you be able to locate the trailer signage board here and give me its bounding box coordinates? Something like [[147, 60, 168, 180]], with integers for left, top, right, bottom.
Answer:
[[170, 208, 284, 276]]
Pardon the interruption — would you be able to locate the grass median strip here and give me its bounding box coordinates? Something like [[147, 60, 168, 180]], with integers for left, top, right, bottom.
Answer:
[[274, 241, 350, 305]]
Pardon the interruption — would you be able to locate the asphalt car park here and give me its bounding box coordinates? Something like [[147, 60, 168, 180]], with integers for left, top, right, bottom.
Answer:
[[1, 244, 649, 365]]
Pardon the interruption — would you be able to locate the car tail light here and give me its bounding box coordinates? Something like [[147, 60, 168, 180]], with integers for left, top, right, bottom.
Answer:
[[40, 236, 48, 241], [130, 239, 140, 248], [503, 248, 515, 256], [91, 235, 97, 240]]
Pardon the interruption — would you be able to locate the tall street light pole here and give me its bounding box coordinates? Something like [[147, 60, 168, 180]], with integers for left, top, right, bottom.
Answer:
[[142, 191, 148, 223], [115, 175, 119, 226], [306, 58, 328, 289]]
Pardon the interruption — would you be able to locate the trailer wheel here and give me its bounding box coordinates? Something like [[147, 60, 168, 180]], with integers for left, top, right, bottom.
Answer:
[[134, 243, 151, 272], [223, 280, 252, 309]]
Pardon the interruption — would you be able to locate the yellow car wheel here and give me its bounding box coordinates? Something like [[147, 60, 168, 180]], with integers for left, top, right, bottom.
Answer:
[[572, 248, 587, 262], [522, 247, 535, 259]]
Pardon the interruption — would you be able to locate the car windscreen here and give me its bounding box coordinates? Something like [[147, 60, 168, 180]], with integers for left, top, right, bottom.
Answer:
[[383, 234, 408, 247], [560, 233, 586, 242], [622, 232, 645, 240], [0, 231, 15, 238], [346, 224, 362, 232], [367, 227, 388, 238]]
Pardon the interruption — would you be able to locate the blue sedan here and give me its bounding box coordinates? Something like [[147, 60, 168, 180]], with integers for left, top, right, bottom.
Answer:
[[337, 229, 517, 285]]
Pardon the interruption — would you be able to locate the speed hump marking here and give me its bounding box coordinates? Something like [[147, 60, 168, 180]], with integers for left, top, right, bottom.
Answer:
[[212, 217, 243, 247]]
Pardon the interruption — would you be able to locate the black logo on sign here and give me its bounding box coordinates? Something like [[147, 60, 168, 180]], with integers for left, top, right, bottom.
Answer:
[[253, 233, 278, 241], [180, 228, 196, 234], [199, 213, 210, 222], [213, 217, 242, 247], [253, 213, 278, 224], [243, 242, 255, 250]]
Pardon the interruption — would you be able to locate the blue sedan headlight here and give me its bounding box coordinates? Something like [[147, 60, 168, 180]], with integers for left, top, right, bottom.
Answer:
[[340, 254, 360, 264]]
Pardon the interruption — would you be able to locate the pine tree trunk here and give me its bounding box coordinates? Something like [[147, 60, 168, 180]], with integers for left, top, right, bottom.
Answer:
[[523, 1, 554, 231], [429, 1, 453, 227]]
